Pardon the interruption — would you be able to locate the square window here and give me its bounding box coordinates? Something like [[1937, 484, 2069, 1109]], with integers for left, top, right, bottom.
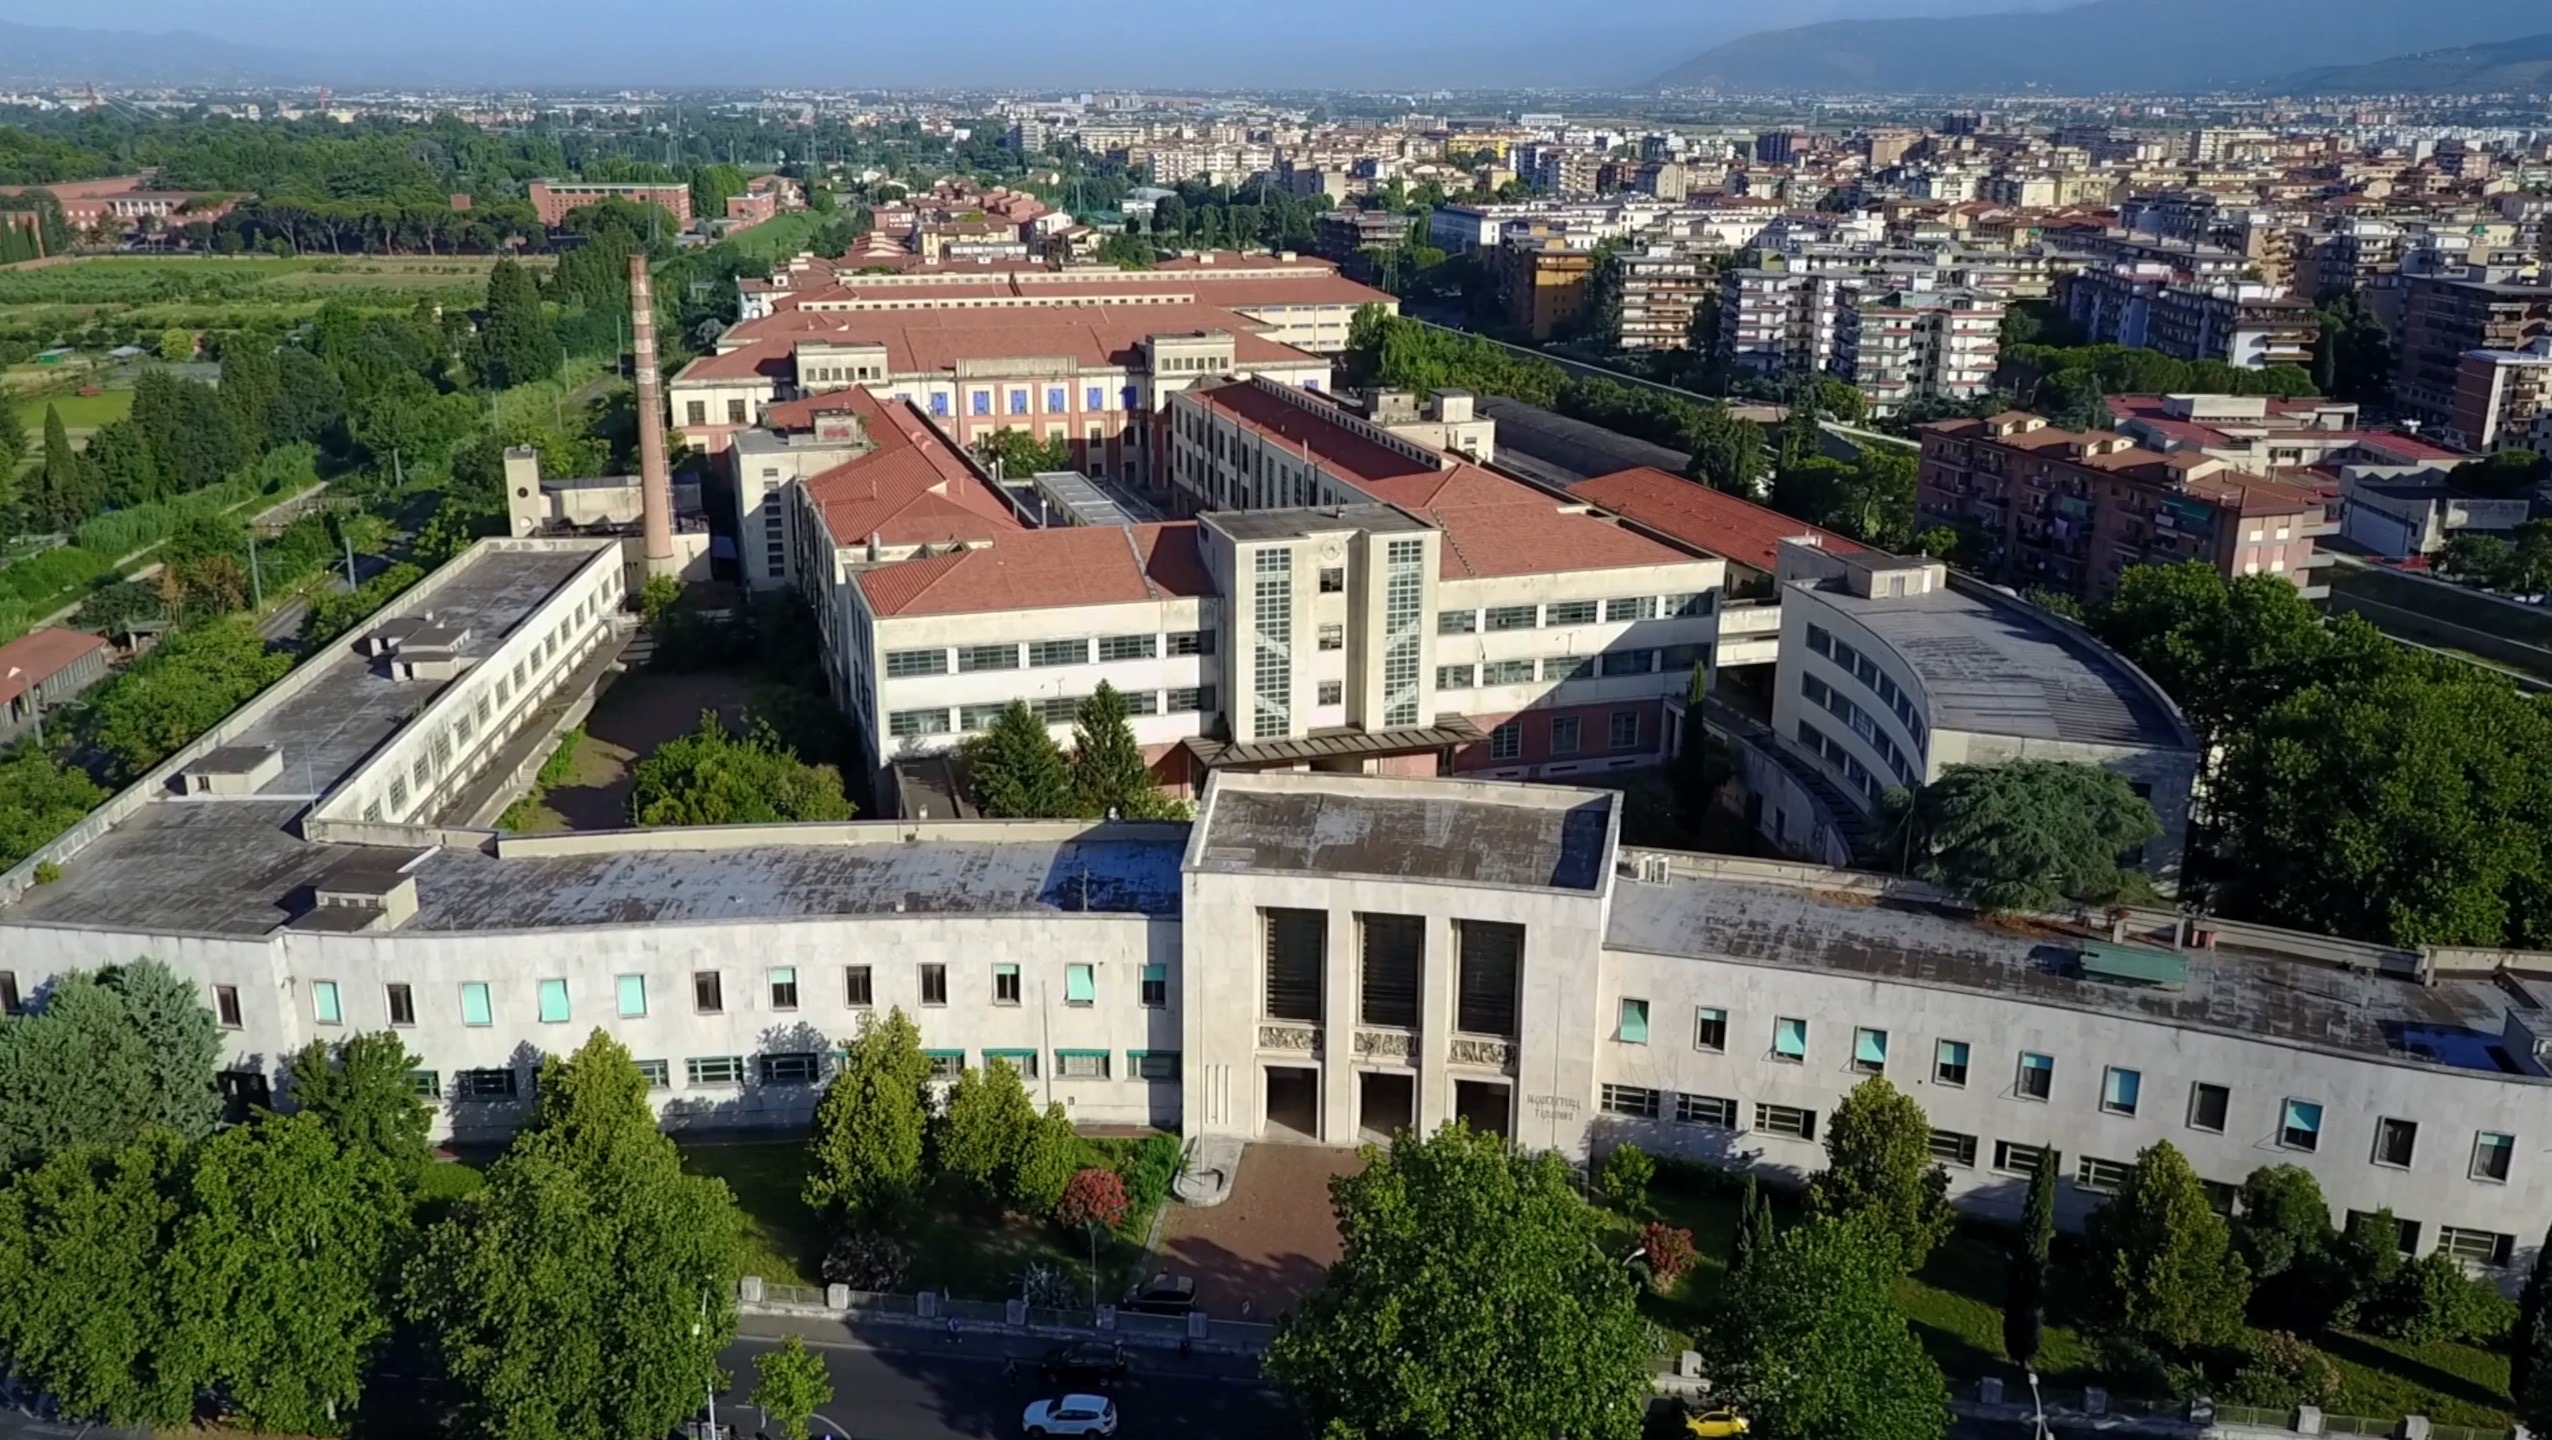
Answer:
[[2473, 1131, 2515, 1183], [994, 964, 1022, 1004], [2017, 1051, 2053, 1100], [2374, 1117, 2417, 1169], [1141, 963, 1168, 1007], [1853, 1027, 1888, 1074], [214, 984, 242, 1029], [2188, 1082, 2229, 1133], [1755, 1103, 1816, 1140], [1057, 1050, 1109, 1080], [1929, 1129, 1978, 1167], [1601, 1084, 1661, 1119], [1552, 716, 1581, 754], [1773, 1017, 1807, 1061], [1317, 680, 1344, 706], [1618, 997, 1650, 1044], [408, 1069, 441, 1099], [846, 966, 873, 1006], [537, 979, 570, 1024], [312, 980, 342, 1026], [1694, 1006, 1727, 1052], [1934, 1039, 1970, 1087], [635, 1060, 670, 1090], [1317, 623, 1344, 651], [460, 982, 493, 1027], [2077, 1156, 2132, 1194], [1066, 964, 1096, 1005], [922, 964, 948, 1006], [617, 975, 647, 1019], [2282, 1098, 2324, 1152], [2102, 1066, 2141, 1117], [1318, 567, 1345, 593], [693, 971, 724, 1014], [1609, 711, 1641, 750], [1676, 1093, 1738, 1128], [1993, 1140, 2045, 1176]]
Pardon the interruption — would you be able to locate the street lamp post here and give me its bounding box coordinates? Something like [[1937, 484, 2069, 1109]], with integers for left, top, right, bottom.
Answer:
[[2027, 1369, 2049, 1440]]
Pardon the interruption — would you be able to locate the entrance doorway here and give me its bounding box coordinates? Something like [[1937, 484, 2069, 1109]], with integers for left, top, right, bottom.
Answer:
[[1264, 1066, 1320, 1140], [1454, 1079, 1512, 1139], [1358, 1071, 1416, 1141]]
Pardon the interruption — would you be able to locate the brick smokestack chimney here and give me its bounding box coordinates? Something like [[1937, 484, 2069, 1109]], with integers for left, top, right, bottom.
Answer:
[[629, 254, 675, 575]]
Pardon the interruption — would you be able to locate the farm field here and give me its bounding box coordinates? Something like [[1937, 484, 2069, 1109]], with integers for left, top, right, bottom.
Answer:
[[0, 253, 553, 340]]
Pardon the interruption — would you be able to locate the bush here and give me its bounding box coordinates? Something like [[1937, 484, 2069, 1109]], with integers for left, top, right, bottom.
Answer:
[[1600, 1142, 1656, 1213], [1054, 1168, 1131, 1233], [2364, 1252, 2516, 1345], [2222, 1331, 2342, 1410], [819, 1232, 911, 1293], [1638, 1222, 1697, 1292], [1110, 1133, 1182, 1220]]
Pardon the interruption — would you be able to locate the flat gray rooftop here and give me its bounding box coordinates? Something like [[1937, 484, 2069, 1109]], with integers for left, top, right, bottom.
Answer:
[[1205, 504, 1433, 542], [3, 796, 1183, 935], [1606, 874, 2519, 1070], [215, 544, 606, 800], [1808, 579, 2182, 748], [1194, 784, 1610, 892]]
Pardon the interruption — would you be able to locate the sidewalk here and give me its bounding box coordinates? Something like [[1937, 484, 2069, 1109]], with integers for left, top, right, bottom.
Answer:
[[732, 1309, 1269, 1384]]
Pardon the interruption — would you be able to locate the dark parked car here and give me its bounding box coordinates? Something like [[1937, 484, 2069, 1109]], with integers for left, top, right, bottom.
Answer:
[[1119, 1273, 1196, 1316], [1039, 1341, 1131, 1386]]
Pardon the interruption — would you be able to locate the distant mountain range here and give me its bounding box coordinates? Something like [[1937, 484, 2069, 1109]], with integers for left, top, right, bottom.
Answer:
[[0, 21, 355, 87], [1647, 0, 2552, 94], [2275, 31, 2552, 94]]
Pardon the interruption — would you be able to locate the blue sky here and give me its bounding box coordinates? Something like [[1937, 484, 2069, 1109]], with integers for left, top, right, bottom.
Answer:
[[69, 0, 2070, 88]]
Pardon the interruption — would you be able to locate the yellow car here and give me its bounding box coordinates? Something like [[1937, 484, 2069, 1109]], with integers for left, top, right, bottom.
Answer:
[[1684, 1409, 1750, 1437]]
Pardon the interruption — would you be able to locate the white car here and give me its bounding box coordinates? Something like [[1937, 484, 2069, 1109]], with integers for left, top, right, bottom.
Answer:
[[1023, 1393, 1118, 1437]]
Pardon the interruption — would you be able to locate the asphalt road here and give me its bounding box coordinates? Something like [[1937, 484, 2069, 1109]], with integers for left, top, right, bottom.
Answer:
[[716, 1323, 1295, 1440]]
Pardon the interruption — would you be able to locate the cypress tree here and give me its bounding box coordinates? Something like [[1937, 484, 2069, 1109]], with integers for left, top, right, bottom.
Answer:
[[31, 403, 100, 531], [2004, 1149, 2059, 1366], [962, 700, 1076, 818], [478, 257, 562, 391], [1730, 1174, 1761, 1281], [2513, 1222, 2552, 1404], [1070, 680, 1179, 818]]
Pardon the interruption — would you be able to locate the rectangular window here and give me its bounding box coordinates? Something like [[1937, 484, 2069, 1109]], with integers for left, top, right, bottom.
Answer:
[[2282, 1098, 2324, 1152], [2439, 1227, 2517, 1270], [1098, 633, 1158, 662], [1457, 920, 1523, 1036], [1618, 997, 1650, 1044], [2201, 1180, 2239, 1217], [461, 982, 493, 1027], [693, 972, 723, 1014], [1486, 604, 1538, 631], [2017, 1051, 2053, 1101], [1773, 1017, 1807, 1061], [1029, 638, 1089, 667], [728, 399, 748, 425], [312, 981, 342, 1026], [923, 1050, 964, 1081], [537, 979, 570, 1024], [1264, 908, 1325, 1021], [1436, 664, 1474, 690], [1131, 1050, 1179, 1080], [213, 984, 242, 1028], [385, 983, 415, 1027], [1755, 1103, 1816, 1140], [1994, 1140, 2046, 1176], [1316, 623, 1344, 652], [685, 1056, 744, 1086], [1357, 914, 1423, 1029], [1551, 716, 1581, 754], [1545, 656, 1597, 684], [634, 1060, 669, 1090], [1601, 1084, 1661, 1119], [1168, 630, 1216, 656], [686, 400, 707, 426], [1057, 1050, 1110, 1080], [455, 1068, 517, 1101], [993, 964, 1022, 1005], [1141, 963, 1168, 1008], [760, 1052, 821, 1086], [2347, 1209, 2420, 1258], [1316, 680, 1344, 705], [1853, 1027, 1888, 1074], [1934, 1039, 1970, 1087], [845, 966, 873, 1007], [2374, 1117, 2418, 1169], [1066, 964, 1096, 1005], [1166, 686, 1216, 714], [1677, 1093, 1738, 1128], [1606, 596, 1658, 622], [769, 968, 799, 1011], [1546, 600, 1598, 626], [1438, 610, 1478, 635], [1489, 722, 1521, 760], [2189, 1082, 2229, 1133], [958, 644, 1019, 672], [921, 964, 948, 1007], [887, 708, 951, 739], [2473, 1131, 2515, 1183], [1317, 567, 1346, 594], [1929, 1129, 1979, 1167], [1694, 1006, 1728, 1052], [2102, 1066, 2141, 1117], [984, 1049, 1038, 1079], [1251, 547, 1293, 740], [1483, 660, 1535, 685], [1609, 711, 1642, 750], [408, 1070, 441, 1099], [617, 974, 647, 1019], [1601, 649, 1656, 677], [2077, 1156, 2133, 1195], [885, 648, 949, 678]]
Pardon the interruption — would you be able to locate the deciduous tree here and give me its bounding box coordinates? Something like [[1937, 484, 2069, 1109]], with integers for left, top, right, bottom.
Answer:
[[751, 1336, 833, 1440], [287, 1031, 437, 1187], [1010, 1102, 1084, 1218], [934, 1058, 1038, 1201], [0, 1134, 193, 1426], [1714, 1212, 1950, 1440], [1266, 1123, 1654, 1440], [803, 1007, 932, 1222], [629, 713, 853, 826], [1807, 1076, 1952, 1272], [2082, 1141, 2250, 1354]]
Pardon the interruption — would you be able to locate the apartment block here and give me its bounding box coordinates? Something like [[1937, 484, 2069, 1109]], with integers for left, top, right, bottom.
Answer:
[[526, 180, 694, 230], [1488, 240, 1601, 342], [2395, 271, 2552, 431], [1832, 285, 2005, 415], [2448, 339, 2552, 452], [2067, 268, 2319, 370], [1611, 247, 1714, 351]]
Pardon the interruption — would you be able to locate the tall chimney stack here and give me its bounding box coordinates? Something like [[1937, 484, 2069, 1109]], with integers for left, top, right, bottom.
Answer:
[[629, 254, 675, 576]]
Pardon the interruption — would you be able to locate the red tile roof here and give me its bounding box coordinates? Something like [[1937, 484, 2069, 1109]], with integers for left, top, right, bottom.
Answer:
[[857, 523, 1212, 618], [1184, 381, 1439, 486], [1570, 467, 1864, 573], [796, 389, 1021, 549], [0, 627, 109, 709], [710, 306, 1320, 378]]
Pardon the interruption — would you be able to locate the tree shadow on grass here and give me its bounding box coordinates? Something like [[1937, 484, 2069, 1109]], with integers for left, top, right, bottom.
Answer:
[[2316, 1329, 2515, 1421]]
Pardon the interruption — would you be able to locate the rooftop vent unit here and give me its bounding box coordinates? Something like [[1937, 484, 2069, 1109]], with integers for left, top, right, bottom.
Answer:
[[283, 854, 423, 933], [2075, 940, 2189, 991], [177, 744, 282, 796]]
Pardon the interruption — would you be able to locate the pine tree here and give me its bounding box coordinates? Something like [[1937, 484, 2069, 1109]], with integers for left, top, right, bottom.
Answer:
[[961, 700, 1076, 818], [1070, 680, 1180, 819], [478, 257, 562, 391]]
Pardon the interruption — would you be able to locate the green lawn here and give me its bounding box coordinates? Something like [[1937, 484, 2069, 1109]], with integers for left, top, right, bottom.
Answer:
[[15, 385, 133, 436], [679, 1138, 829, 1288], [1604, 1170, 2513, 1427]]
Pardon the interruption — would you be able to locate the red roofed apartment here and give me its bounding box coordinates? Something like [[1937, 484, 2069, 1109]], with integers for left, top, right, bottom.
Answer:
[[0, 627, 113, 746], [1917, 408, 2335, 601], [527, 180, 694, 230]]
